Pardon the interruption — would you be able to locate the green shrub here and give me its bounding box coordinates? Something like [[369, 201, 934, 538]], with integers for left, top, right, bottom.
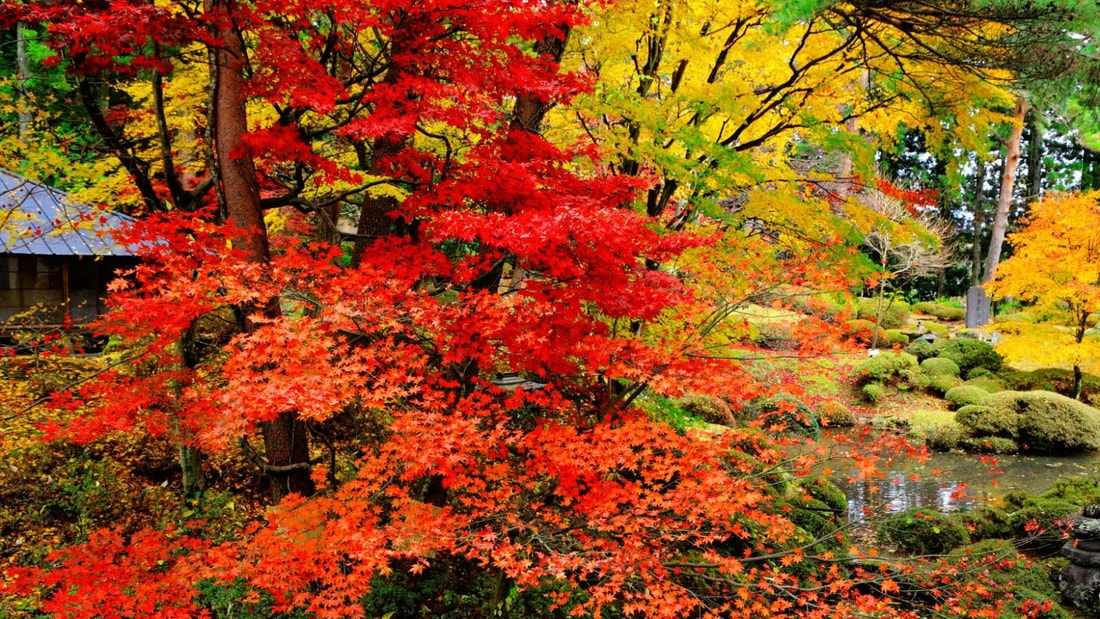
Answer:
[[993, 312, 1036, 324], [963, 373, 1007, 391], [957, 436, 1019, 454], [944, 385, 990, 409], [194, 579, 310, 619], [818, 399, 856, 427], [906, 340, 941, 362], [878, 507, 970, 555], [938, 338, 1003, 377], [913, 302, 966, 321], [1003, 368, 1100, 404], [921, 357, 960, 377], [862, 382, 886, 403], [927, 374, 964, 396], [923, 424, 961, 451], [955, 405, 1018, 437], [857, 298, 911, 329], [879, 329, 910, 347], [855, 351, 918, 385], [1003, 491, 1031, 512], [1008, 498, 1078, 553], [924, 322, 950, 337], [969, 367, 994, 379], [900, 368, 931, 391], [985, 391, 1100, 453], [912, 301, 938, 314], [1042, 476, 1100, 506]]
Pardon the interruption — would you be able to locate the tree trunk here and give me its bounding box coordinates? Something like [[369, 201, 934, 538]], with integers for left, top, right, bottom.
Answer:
[[1074, 365, 1084, 401], [350, 59, 413, 266], [983, 97, 1027, 283], [208, 0, 313, 500], [1083, 147, 1100, 192], [970, 160, 987, 286], [1025, 113, 1043, 202], [16, 24, 32, 143]]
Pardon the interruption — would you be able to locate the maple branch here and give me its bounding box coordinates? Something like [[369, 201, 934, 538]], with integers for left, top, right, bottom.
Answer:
[[2, 350, 150, 421], [238, 436, 323, 474], [76, 74, 163, 214]]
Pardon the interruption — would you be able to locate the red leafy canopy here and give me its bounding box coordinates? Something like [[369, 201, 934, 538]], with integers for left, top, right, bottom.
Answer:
[[1, 0, 942, 618]]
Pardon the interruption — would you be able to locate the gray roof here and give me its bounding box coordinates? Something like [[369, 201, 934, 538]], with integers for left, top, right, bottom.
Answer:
[[0, 169, 134, 257]]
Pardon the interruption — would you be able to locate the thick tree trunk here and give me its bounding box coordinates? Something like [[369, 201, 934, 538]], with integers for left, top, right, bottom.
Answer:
[[208, 0, 313, 500], [983, 97, 1027, 283], [351, 133, 406, 265]]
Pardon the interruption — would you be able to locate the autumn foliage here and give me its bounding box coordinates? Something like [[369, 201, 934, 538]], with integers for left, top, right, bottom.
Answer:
[[0, 0, 1080, 617]]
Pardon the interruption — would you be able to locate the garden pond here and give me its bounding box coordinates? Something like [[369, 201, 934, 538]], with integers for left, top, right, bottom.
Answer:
[[826, 441, 1100, 522]]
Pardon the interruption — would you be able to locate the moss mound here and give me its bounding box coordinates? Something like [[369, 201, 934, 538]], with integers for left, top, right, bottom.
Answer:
[[1042, 476, 1100, 505], [937, 338, 1003, 378], [957, 435, 1019, 454], [878, 329, 910, 347], [801, 477, 848, 515], [984, 391, 1100, 453], [855, 351, 918, 385], [912, 301, 966, 321], [862, 382, 886, 403], [921, 356, 960, 377], [923, 424, 961, 451], [1007, 498, 1078, 554], [818, 399, 855, 427], [927, 374, 963, 396], [962, 375, 1006, 393], [944, 385, 990, 409], [950, 508, 1013, 542], [878, 507, 970, 555], [844, 319, 876, 342], [955, 405, 1018, 438], [857, 298, 911, 329], [1002, 368, 1100, 405]]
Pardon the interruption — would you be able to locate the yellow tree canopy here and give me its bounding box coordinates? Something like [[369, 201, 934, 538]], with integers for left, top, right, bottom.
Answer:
[[988, 190, 1100, 334]]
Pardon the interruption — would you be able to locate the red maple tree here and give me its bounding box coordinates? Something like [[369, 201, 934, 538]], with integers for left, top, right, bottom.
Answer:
[[0, 1, 1039, 617]]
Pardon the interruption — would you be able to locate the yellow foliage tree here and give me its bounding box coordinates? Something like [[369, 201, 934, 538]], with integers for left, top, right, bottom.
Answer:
[[987, 190, 1100, 398]]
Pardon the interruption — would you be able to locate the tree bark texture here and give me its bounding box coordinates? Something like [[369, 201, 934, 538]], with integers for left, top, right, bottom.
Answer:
[[208, 0, 314, 500], [970, 160, 987, 286], [983, 97, 1027, 284]]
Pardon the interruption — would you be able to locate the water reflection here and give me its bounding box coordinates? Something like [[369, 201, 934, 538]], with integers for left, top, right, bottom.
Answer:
[[825, 441, 1100, 522], [841, 474, 976, 522]]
